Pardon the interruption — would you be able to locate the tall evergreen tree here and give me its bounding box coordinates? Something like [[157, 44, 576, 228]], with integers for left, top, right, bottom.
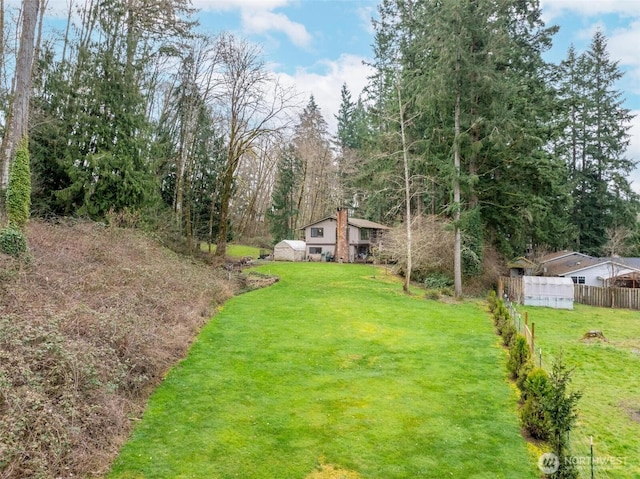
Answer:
[[555, 31, 637, 255], [335, 83, 358, 150], [268, 145, 300, 243], [334, 84, 370, 210], [291, 95, 335, 227], [368, 0, 569, 276]]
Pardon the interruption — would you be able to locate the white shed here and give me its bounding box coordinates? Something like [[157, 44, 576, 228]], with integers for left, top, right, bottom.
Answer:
[[273, 240, 306, 262], [523, 276, 574, 309]]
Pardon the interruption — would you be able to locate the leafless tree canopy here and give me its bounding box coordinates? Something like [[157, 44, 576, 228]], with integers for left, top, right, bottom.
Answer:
[[379, 215, 455, 279]]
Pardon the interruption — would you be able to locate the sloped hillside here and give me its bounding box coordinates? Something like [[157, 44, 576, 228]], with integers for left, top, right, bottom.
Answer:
[[0, 220, 239, 478]]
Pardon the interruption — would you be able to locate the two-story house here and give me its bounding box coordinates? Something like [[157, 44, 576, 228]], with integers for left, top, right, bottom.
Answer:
[[300, 210, 389, 262]]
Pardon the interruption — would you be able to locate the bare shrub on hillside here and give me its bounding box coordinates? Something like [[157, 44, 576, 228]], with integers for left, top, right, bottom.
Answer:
[[0, 220, 239, 478], [378, 215, 506, 294], [379, 215, 455, 281]]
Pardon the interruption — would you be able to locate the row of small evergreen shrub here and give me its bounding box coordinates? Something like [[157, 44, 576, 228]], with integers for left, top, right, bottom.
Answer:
[[488, 290, 581, 479], [489, 290, 517, 347]]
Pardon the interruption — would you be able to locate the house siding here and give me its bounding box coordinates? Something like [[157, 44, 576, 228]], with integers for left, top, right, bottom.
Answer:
[[302, 215, 389, 263], [561, 263, 640, 287], [304, 218, 337, 259]]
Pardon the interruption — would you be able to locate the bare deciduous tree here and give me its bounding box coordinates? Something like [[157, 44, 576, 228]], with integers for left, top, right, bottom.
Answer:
[[213, 33, 295, 256]]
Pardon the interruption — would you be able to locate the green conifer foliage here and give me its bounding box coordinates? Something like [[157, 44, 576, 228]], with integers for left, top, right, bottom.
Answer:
[[5, 137, 31, 229]]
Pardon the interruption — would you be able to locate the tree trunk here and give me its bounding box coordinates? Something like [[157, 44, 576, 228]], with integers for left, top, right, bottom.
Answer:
[[215, 163, 235, 257], [398, 85, 412, 294], [0, 0, 4, 90], [0, 0, 40, 189], [453, 61, 463, 298]]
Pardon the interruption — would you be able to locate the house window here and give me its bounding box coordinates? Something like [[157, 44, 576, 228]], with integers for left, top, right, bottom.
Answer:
[[571, 276, 585, 284], [360, 228, 370, 240], [309, 247, 322, 254], [311, 227, 324, 238]]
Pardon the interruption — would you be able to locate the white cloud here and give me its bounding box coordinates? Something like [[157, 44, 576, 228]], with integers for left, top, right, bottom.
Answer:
[[627, 110, 640, 192], [240, 9, 311, 48], [575, 21, 608, 41], [542, 0, 640, 21], [192, 0, 311, 48], [194, 0, 290, 11], [356, 5, 377, 35], [608, 21, 640, 67], [275, 54, 373, 134]]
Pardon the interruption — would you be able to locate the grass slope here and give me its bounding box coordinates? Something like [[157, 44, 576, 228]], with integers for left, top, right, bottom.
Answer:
[[519, 304, 640, 479], [109, 263, 537, 478]]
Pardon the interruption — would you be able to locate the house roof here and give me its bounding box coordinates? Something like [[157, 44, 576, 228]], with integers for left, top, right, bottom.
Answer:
[[347, 217, 390, 230], [544, 256, 640, 277], [538, 250, 592, 265], [604, 257, 640, 269], [299, 215, 389, 230]]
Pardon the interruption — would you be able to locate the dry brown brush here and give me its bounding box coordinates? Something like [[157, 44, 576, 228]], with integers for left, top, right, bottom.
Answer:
[[0, 220, 239, 478], [378, 215, 455, 281]]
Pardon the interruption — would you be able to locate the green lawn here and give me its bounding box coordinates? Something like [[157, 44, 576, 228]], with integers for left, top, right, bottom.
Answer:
[[200, 243, 262, 259], [109, 263, 538, 478], [519, 303, 640, 479]]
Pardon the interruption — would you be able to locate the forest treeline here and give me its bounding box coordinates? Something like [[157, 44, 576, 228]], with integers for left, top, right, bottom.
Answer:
[[0, 0, 637, 268]]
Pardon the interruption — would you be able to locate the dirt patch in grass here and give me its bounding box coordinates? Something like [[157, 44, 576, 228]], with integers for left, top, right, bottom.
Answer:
[[0, 220, 241, 478], [620, 400, 640, 424], [305, 462, 363, 479], [240, 270, 279, 291]]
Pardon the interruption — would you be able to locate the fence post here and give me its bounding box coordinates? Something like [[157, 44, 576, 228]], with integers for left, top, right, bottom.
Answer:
[[498, 277, 504, 299], [589, 436, 594, 479], [538, 348, 542, 368], [531, 322, 535, 358]]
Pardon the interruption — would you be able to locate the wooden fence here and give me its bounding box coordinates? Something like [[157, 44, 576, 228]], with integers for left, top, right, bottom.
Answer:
[[574, 284, 640, 310], [500, 276, 523, 303], [500, 275, 640, 310]]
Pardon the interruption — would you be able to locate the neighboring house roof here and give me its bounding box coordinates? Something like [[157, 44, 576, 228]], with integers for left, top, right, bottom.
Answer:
[[299, 215, 389, 230], [605, 257, 640, 269], [538, 250, 592, 265], [545, 257, 640, 277], [276, 240, 306, 251]]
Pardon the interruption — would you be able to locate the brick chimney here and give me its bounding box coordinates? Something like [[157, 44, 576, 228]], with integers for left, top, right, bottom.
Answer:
[[335, 207, 349, 263]]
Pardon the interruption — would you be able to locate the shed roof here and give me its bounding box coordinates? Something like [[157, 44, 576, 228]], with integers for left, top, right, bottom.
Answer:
[[507, 256, 537, 269], [276, 240, 306, 251]]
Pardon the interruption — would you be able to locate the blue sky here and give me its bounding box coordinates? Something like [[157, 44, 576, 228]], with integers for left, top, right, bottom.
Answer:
[[194, 0, 640, 188]]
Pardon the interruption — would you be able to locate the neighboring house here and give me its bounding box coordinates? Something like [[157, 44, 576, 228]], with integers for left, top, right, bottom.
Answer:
[[300, 211, 390, 262], [539, 251, 640, 287], [600, 257, 640, 288], [508, 250, 640, 287], [273, 240, 306, 262]]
